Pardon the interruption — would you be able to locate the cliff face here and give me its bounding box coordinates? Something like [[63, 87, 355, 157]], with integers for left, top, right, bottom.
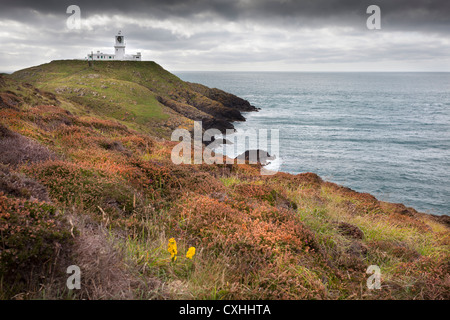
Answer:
[[0, 63, 449, 300]]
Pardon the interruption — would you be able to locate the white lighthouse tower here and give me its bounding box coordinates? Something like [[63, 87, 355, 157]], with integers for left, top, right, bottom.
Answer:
[[114, 30, 125, 60], [86, 31, 142, 61]]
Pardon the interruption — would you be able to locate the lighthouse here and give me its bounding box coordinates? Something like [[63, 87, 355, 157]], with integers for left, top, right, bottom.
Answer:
[[86, 31, 142, 61], [114, 31, 125, 60], [114, 30, 126, 60]]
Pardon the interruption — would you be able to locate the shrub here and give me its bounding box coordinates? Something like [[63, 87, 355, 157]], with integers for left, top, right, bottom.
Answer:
[[120, 135, 154, 155], [233, 183, 297, 210], [0, 123, 57, 167], [0, 193, 72, 297], [0, 92, 21, 110], [76, 117, 130, 134], [393, 256, 450, 299], [0, 164, 50, 202], [171, 194, 319, 275], [266, 172, 323, 189], [322, 181, 381, 214], [23, 161, 136, 216], [241, 254, 328, 299], [26, 105, 74, 131], [123, 159, 224, 204]]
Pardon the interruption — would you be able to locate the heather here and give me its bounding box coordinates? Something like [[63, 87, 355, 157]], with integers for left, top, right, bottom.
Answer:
[[0, 63, 448, 300]]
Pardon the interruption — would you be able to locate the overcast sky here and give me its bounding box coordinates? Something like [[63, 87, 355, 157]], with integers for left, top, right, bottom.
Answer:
[[0, 0, 449, 72]]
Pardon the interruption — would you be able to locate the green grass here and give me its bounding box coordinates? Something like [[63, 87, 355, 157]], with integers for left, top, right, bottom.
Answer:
[[7, 59, 247, 139], [11, 61, 171, 131], [8, 60, 194, 137], [219, 175, 242, 187]]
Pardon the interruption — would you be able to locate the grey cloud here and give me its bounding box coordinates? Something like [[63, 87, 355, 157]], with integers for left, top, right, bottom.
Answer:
[[1, 0, 449, 30], [0, 0, 449, 72]]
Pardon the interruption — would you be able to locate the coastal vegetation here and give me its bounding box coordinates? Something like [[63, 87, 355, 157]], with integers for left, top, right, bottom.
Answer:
[[0, 61, 448, 299]]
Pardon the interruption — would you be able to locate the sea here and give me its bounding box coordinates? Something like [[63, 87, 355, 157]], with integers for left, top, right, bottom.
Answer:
[[174, 72, 450, 216]]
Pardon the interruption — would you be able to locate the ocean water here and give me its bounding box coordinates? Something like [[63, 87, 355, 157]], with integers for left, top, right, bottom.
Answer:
[[174, 72, 450, 216]]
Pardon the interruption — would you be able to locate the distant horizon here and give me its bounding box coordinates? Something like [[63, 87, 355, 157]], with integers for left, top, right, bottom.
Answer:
[[4, 69, 450, 74], [172, 70, 450, 73], [2, 60, 450, 75]]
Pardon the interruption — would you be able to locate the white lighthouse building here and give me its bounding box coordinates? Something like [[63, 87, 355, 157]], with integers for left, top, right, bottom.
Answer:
[[86, 31, 141, 61]]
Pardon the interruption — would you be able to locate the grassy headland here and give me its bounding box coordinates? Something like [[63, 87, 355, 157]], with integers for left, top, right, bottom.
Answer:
[[0, 61, 448, 299]]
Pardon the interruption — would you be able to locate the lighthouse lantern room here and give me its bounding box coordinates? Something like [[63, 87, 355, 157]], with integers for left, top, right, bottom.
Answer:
[[87, 31, 142, 61]]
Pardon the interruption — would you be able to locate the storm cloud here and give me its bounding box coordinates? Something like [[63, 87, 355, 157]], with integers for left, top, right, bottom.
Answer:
[[0, 0, 449, 72]]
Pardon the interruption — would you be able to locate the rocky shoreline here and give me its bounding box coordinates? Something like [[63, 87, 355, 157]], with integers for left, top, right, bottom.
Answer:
[[158, 82, 259, 133]]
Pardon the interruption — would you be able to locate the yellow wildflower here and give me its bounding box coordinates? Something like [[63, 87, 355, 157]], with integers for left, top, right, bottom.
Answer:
[[168, 238, 177, 261], [186, 247, 196, 259]]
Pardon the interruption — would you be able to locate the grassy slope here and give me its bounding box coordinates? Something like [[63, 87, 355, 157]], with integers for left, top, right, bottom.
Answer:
[[9, 60, 190, 137], [9, 60, 252, 137], [0, 65, 449, 300]]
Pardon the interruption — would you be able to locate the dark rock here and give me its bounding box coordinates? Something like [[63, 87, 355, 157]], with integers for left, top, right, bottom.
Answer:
[[202, 118, 235, 133], [204, 135, 233, 147], [235, 149, 276, 165], [187, 82, 259, 113], [156, 95, 241, 134]]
